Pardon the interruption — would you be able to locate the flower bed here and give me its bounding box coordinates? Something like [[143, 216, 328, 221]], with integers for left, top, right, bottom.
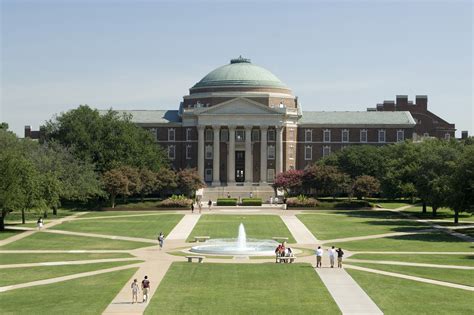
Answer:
[[157, 195, 193, 208], [286, 196, 320, 208]]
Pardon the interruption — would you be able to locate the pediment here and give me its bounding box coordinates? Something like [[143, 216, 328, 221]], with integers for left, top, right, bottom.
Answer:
[[198, 98, 281, 116]]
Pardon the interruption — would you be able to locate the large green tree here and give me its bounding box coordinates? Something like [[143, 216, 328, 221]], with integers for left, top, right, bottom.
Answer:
[[303, 165, 349, 197]]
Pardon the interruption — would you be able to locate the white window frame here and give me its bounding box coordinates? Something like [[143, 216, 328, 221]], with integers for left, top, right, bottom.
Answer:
[[186, 144, 192, 160], [205, 129, 213, 141], [360, 129, 368, 143], [236, 130, 245, 142], [267, 169, 275, 183], [168, 128, 175, 141], [205, 145, 213, 159], [267, 145, 275, 160], [342, 129, 349, 143], [445, 133, 451, 140], [397, 129, 405, 142], [268, 129, 276, 141], [305, 129, 312, 142], [252, 129, 260, 141], [378, 129, 386, 143], [323, 129, 331, 143], [221, 129, 229, 142], [149, 128, 158, 140], [186, 128, 192, 141], [204, 168, 212, 182], [423, 132, 430, 137], [323, 145, 331, 157], [168, 145, 175, 160], [288, 145, 294, 160], [304, 145, 312, 160]]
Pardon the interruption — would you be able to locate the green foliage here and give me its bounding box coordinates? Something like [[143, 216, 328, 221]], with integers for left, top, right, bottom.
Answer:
[[303, 164, 349, 197], [241, 198, 262, 206], [352, 175, 381, 199], [158, 197, 192, 208], [101, 168, 129, 208], [286, 196, 320, 208], [217, 198, 238, 206], [176, 168, 205, 197]]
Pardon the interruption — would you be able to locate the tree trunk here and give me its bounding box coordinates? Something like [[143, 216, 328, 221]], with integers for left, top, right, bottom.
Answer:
[[0, 215, 4, 231], [422, 202, 427, 213], [53, 206, 57, 216], [111, 194, 116, 208], [43, 211, 48, 219], [21, 209, 26, 224], [141, 193, 144, 203], [454, 209, 459, 224], [432, 206, 438, 217]]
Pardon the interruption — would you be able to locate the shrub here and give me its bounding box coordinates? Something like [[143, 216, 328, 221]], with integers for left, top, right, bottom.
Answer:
[[217, 198, 237, 206], [157, 196, 192, 208], [286, 195, 320, 208], [334, 200, 374, 209], [241, 198, 262, 206]]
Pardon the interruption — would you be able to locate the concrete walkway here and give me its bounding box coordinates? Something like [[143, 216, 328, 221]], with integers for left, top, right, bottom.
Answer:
[[280, 215, 318, 244], [345, 264, 474, 291], [316, 267, 383, 315], [166, 214, 201, 240]]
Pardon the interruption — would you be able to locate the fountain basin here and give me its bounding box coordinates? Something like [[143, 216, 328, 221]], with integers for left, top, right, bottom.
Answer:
[[190, 238, 279, 256]]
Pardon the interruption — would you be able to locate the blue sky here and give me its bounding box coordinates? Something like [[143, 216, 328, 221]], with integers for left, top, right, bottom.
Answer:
[[1, 0, 472, 136]]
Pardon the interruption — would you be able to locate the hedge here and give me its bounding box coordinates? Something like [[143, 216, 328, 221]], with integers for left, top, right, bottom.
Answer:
[[157, 197, 192, 208], [334, 200, 374, 209], [286, 197, 320, 208], [217, 198, 238, 206], [241, 198, 262, 206]]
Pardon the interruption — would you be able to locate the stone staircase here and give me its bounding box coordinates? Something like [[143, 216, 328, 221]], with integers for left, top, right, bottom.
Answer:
[[199, 184, 276, 203]]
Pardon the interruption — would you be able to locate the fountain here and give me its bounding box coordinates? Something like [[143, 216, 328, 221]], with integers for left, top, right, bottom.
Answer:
[[190, 223, 279, 256]]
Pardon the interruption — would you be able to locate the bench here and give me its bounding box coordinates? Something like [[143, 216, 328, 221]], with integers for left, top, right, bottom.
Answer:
[[275, 256, 297, 263], [186, 256, 205, 263], [272, 237, 289, 242], [194, 236, 210, 242]]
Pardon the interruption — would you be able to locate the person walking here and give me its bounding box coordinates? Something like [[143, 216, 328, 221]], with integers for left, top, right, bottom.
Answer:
[[315, 246, 323, 268], [141, 276, 150, 303], [328, 246, 336, 268], [131, 279, 139, 304], [208, 199, 212, 211], [37, 217, 43, 230], [336, 248, 344, 268], [158, 232, 164, 250], [198, 201, 202, 214], [191, 202, 194, 213]]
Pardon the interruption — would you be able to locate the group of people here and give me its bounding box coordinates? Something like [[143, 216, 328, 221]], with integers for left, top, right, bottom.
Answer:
[[131, 276, 151, 303], [274, 242, 295, 263], [315, 246, 344, 268], [191, 199, 213, 213]]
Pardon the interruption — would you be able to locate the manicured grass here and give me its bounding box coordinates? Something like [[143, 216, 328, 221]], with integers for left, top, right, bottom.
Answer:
[[187, 214, 296, 243], [348, 253, 474, 267], [348, 262, 474, 287], [0, 268, 137, 314], [1, 232, 151, 250], [297, 210, 426, 240], [347, 269, 474, 314], [375, 202, 412, 209], [402, 206, 474, 222], [4, 208, 77, 223], [332, 232, 473, 252], [50, 214, 183, 240], [0, 230, 23, 240], [81, 211, 171, 218], [456, 228, 474, 238], [0, 260, 141, 286], [0, 252, 134, 265], [145, 262, 340, 314]]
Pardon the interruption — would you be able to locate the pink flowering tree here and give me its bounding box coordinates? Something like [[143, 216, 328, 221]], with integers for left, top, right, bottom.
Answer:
[[272, 169, 304, 196]]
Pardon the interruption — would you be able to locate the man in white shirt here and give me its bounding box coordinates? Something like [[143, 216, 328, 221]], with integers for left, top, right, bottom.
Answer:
[[328, 246, 336, 268], [316, 246, 323, 268]]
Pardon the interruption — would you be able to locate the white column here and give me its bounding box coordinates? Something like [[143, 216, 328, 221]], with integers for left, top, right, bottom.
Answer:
[[212, 125, 220, 186], [276, 126, 284, 175], [227, 125, 236, 183], [260, 125, 268, 183], [245, 125, 253, 184], [197, 125, 205, 181]]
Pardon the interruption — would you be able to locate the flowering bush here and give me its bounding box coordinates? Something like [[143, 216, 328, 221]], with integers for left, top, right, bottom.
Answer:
[[157, 196, 192, 208], [272, 169, 304, 196], [286, 195, 320, 208]]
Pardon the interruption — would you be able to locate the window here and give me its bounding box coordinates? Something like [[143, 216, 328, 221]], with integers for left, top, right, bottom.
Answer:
[[186, 128, 192, 141], [252, 129, 260, 141], [288, 129, 295, 141], [378, 129, 386, 143], [267, 169, 275, 183], [204, 169, 212, 182], [149, 128, 158, 140], [268, 129, 275, 141], [323, 129, 331, 142], [445, 133, 451, 140], [236, 130, 245, 142], [186, 145, 192, 160], [205, 145, 213, 159], [397, 130, 405, 142], [168, 145, 175, 160], [267, 145, 275, 159], [168, 128, 175, 141], [205, 129, 213, 141], [305, 129, 312, 142], [423, 133, 430, 137], [221, 129, 229, 142], [323, 146, 331, 157], [304, 145, 312, 160], [289, 145, 294, 159], [360, 129, 367, 142], [342, 129, 349, 143]]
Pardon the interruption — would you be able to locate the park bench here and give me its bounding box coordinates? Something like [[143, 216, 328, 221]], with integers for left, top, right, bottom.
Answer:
[[186, 256, 205, 263], [272, 237, 289, 242], [275, 256, 297, 263], [194, 236, 210, 242]]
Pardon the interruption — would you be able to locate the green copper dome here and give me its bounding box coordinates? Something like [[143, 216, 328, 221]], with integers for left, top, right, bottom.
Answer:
[[192, 56, 288, 89]]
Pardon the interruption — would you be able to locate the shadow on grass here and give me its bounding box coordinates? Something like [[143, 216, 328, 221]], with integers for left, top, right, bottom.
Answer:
[[384, 232, 470, 244], [362, 219, 430, 232], [328, 210, 406, 220]]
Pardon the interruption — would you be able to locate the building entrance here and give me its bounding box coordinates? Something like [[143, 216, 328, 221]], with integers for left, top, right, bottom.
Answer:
[[235, 151, 245, 182]]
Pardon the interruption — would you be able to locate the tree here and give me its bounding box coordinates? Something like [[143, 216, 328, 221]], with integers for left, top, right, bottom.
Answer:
[[117, 166, 141, 202], [176, 168, 204, 198], [303, 165, 348, 197], [352, 175, 380, 199], [273, 170, 304, 196], [139, 168, 157, 201], [102, 169, 129, 208]]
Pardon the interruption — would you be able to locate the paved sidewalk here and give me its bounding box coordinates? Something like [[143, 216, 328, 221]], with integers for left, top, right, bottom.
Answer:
[[316, 267, 383, 315], [166, 214, 201, 240], [345, 264, 474, 291], [280, 215, 318, 244]]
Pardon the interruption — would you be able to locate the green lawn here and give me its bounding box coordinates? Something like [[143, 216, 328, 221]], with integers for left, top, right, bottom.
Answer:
[[348, 262, 474, 287], [348, 253, 474, 267], [0, 268, 137, 314], [347, 269, 474, 314], [297, 210, 426, 240], [0, 230, 23, 240], [4, 208, 77, 223], [0, 252, 134, 265], [0, 260, 141, 286], [51, 214, 183, 240], [402, 206, 474, 222], [375, 202, 412, 209], [332, 232, 473, 252], [145, 262, 340, 314], [80, 211, 172, 218], [187, 214, 296, 243], [1, 232, 151, 250]]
